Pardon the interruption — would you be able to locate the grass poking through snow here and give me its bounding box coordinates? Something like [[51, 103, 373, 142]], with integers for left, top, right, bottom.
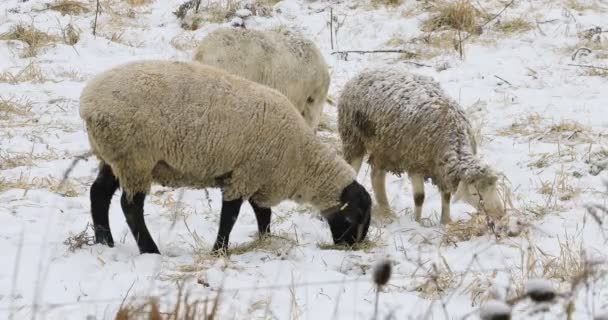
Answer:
[[0, 23, 58, 57]]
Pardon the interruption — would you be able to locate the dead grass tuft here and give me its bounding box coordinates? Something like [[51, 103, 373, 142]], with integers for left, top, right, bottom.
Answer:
[[62, 23, 81, 45], [494, 17, 533, 34], [63, 223, 95, 252], [584, 67, 608, 77], [47, 0, 90, 15], [414, 260, 456, 299], [0, 23, 58, 57], [422, 0, 483, 34], [442, 215, 490, 243], [0, 150, 58, 170], [372, 0, 403, 7], [0, 96, 33, 121], [565, 0, 605, 12], [0, 62, 49, 84], [125, 0, 150, 7], [115, 285, 220, 320], [0, 173, 80, 197]]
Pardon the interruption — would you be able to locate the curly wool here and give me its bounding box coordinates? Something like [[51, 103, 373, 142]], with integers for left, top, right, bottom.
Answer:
[[80, 60, 354, 211], [193, 28, 330, 129], [338, 67, 491, 193]]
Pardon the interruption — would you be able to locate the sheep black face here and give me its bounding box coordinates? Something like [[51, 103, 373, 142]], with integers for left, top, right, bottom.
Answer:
[[324, 181, 371, 246]]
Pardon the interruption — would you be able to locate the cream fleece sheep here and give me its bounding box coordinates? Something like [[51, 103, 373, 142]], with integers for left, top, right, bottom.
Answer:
[[193, 27, 330, 129], [80, 60, 371, 254], [337, 68, 504, 224]]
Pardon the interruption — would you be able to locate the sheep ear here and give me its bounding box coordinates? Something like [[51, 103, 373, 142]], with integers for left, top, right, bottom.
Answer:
[[452, 182, 468, 203]]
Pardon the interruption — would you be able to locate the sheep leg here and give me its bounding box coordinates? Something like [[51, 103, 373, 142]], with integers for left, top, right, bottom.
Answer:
[[440, 192, 452, 224], [250, 201, 271, 237], [349, 156, 364, 175], [371, 166, 389, 209], [212, 197, 244, 254], [90, 162, 119, 247], [410, 173, 425, 223], [120, 192, 159, 254]]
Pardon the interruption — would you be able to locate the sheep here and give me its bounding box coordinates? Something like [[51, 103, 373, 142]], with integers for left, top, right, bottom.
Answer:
[[193, 27, 330, 129], [337, 68, 504, 224], [80, 60, 371, 255]]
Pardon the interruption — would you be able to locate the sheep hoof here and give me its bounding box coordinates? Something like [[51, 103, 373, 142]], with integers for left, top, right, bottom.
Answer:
[[94, 227, 114, 247], [139, 244, 160, 255]]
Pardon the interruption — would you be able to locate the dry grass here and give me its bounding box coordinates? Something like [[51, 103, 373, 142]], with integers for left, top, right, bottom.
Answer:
[[229, 233, 297, 256], [115, 285, 220, 320], [125, 0, 150, 7], [0, 173, 79, 197], [372, 0, 404, 7], [0, 62, 49, 84], [0, 96, 33, 121], [0, 23, 58, 57], [414, 261, 456, 299], [63, 223, 95, 252], [47, 0, 90, 15], [498, 113, 594, 146], [62, 23, 81, 45], [386, 31, 464, 60], [0, 150, 58, 170], [422, 0, 483, 34], [565, 0, 605, 12], [442, 215, 490, 243], [494, 17, 533, 34], [584, 67, 608, 77]]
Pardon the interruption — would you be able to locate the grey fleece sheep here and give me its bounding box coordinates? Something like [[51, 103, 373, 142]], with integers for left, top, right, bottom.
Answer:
[[80, 60, 371, 254], [194, 27, 330, 129], [337, 68, 504, 224]]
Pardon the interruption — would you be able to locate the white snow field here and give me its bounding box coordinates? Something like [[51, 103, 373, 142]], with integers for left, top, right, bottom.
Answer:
[[1, 0, 608, 319]]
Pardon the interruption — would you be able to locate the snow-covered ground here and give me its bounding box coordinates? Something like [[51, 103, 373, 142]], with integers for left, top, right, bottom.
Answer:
[[1, 0, 608, 319]]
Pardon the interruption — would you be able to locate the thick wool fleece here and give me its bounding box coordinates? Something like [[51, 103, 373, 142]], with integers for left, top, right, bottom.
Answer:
[[80, 60, 354, 210], [338, 67, 490, 193], [194, 27, 330, 128]]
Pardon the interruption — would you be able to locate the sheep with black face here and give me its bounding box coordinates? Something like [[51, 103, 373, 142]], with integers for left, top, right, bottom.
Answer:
[[80, 60, 371, 254]]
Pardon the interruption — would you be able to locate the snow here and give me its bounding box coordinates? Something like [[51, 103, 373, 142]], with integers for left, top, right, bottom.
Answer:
[[1, 0, 608, 319]]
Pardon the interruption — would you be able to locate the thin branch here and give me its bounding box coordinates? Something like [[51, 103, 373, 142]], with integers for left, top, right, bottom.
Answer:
[[93, 0, 100, 36], [494, 75, 512, 86], [463, 0, 515, 42], [572, 47, 592, 61], [330, 7, 334, 51], [568, 63, 608, 71], [331, 49, 417, 55]]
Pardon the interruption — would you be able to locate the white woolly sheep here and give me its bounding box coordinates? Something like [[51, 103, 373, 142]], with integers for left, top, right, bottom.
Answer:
[[337, 68, 504, 224], [193, 27, 330, 129], [80, 60, 371, 254]]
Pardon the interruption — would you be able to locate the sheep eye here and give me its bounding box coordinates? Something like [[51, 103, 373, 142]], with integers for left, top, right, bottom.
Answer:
[[307, 97, 314, 104]]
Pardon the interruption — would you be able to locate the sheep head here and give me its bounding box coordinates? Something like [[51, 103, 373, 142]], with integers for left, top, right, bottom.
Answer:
[[453, 165, 505, 218], [322, 180, 371, 246]]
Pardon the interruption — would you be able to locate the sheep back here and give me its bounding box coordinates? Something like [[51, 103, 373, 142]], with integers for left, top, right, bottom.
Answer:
[[337, 68, 477, 192], [80, 60, 353, 209], [194, 27, 330, 128]]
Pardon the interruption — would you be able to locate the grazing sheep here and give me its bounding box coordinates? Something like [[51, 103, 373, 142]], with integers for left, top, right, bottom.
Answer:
[[193, 27, 330, 129], [337, 68, 504, 224], [80, 60, 371, 254]]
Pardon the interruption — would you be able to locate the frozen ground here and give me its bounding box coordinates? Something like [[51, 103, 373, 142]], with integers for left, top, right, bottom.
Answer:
[[1, 0, 608, 319]]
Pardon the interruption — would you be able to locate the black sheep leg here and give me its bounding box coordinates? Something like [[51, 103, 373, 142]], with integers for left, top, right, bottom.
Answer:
[[250, 201, 271, 238], [212, 197, 243, 253], [120, 192, 160, 254], [90, 163, 119, 247]]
